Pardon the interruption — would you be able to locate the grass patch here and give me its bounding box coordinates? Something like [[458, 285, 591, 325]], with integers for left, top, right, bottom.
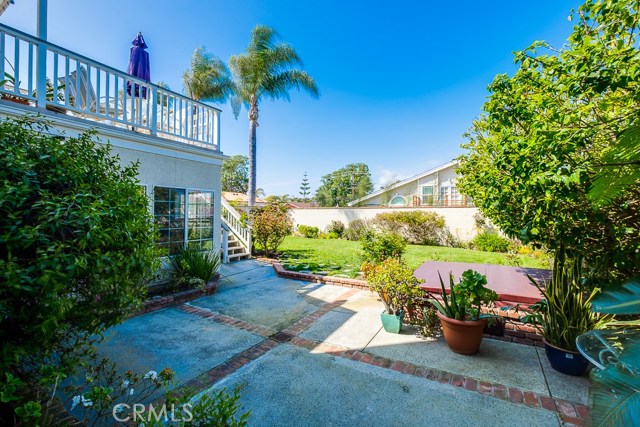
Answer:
[[278, 236, 549, 279]]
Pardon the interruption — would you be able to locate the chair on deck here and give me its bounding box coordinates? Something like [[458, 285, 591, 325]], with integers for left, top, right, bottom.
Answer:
[[58, 65, 97, 111]]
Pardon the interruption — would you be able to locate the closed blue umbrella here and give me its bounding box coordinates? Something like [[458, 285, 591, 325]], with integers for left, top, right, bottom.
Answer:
[[126, 32, 150, 99]]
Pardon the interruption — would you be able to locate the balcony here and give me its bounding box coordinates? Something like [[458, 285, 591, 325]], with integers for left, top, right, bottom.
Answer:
[[0, 23, 221, 150]]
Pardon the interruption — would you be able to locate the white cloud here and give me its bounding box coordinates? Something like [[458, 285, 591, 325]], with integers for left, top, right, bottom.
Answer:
[[376, 169, 407, 189]]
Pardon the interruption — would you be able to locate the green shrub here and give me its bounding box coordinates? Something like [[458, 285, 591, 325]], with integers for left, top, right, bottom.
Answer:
[[319, 231, 340, 239], [374, 210, 446, 245], [430, 270, 499, 321], [170, 247, 221, 290], [0, 117, 157, 424], [360, 231, 407, 264], [250, 202, 293, 257], [344, 219, 371, 241], [297, 224, 319, 238], [362, 258, 424, 315], [471, 230, 511, 252], [59, 357, 250, 427], [325, 220, 345, 237]]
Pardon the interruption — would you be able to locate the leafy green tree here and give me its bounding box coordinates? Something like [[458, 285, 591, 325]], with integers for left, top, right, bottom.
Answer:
[[299, 172, 311, 202], [230, 25, 319, 207], [222, 154, 249, 193], [315, 163, 373, 206], [182, 47, 235, 102], [0, 117, 157, 423], [457, 0, 640, 285]]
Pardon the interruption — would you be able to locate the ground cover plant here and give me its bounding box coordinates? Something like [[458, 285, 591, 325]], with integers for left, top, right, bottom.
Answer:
[[278, 236, 548, 278]]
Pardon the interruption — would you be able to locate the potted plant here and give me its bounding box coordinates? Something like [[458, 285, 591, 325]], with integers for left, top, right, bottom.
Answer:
[[364, 258, 424, 333], [514, 249, 606, 376], [430, 269, 498, 355]]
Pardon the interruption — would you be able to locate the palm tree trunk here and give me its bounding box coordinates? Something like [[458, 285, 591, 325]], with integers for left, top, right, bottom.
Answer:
[[247, 97, 259, 207]]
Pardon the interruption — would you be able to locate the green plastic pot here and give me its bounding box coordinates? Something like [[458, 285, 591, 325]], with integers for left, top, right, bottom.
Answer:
[[380, 310, 404, 333]]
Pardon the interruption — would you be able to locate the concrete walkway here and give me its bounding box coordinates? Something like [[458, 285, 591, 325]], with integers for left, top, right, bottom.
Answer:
[[98, 260, 590, 426]]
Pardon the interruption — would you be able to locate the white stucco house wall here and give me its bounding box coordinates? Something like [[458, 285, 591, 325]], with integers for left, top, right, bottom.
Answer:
[[0, 15, 229, 258], [348, 160, 471, 207]]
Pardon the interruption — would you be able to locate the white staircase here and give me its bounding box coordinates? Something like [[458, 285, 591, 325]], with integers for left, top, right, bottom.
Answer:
[[221, 197, 252, 263]]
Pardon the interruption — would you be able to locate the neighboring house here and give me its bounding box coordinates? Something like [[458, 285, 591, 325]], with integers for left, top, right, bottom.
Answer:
[[0, 12, 251, 261], [222, 191, 267, 207], [348, 160, 471, 207]]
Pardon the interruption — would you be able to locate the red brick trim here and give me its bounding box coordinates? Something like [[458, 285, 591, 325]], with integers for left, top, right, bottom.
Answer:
[[161, 339, 281, 403], [178, 304, 275, 337], [287, 336, 588, 426], [272, 261, 369, 290], [129, 276, 220, 318]]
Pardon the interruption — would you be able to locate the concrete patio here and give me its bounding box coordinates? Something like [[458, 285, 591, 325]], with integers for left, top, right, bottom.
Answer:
[[97, 260, 590, 426]]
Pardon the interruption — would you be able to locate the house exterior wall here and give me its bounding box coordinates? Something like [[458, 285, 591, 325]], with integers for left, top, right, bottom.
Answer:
[[355, 163, 469, 207], [111, 146, 223, 254], [0, 103, 225, 254], [291, 207, 479, 241]]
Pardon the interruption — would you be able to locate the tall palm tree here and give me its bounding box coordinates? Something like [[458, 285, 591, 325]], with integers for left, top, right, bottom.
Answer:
[[230, 25, 319, 206], [182, 47, 235, 102]]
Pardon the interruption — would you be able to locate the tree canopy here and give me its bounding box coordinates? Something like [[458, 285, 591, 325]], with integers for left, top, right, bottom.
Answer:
[[457, 0, 640, 284], [229, 25, 319, 206], [222, 154, 249, 193], [182, 47, 235, 102], [315, 163, 373, 207]]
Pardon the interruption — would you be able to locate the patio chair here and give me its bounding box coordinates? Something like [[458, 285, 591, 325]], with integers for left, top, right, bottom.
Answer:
[[58, 65, 97, 111]]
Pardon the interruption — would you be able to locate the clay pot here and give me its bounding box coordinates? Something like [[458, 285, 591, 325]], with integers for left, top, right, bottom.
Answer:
[[437, 311, 487, 355]]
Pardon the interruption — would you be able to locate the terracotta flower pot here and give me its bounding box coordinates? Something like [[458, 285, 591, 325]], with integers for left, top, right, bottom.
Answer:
[[437, 311, 487, 355]]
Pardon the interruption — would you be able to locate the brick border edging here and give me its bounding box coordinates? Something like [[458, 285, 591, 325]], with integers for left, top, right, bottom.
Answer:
[[272, 261, 369, 289], [129, 275, 220, 318], [165, 288, 585, 426], [271, 261, 546, 346], [287, 336, 588, 427]]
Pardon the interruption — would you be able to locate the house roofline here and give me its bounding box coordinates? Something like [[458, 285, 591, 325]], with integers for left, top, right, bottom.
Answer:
[[347, 160, 459, 206]]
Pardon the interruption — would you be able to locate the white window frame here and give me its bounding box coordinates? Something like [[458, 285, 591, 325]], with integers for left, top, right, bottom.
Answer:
[[388, 194, 407, 206], [152, 185, 216, 256]]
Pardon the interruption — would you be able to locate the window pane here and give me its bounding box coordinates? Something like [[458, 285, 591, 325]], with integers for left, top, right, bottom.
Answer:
[[154, 187, 186, 254], [187, 190, 215, 251]]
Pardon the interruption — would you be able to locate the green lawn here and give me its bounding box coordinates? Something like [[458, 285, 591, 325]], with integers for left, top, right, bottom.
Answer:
[[278, 236, 549, 278]]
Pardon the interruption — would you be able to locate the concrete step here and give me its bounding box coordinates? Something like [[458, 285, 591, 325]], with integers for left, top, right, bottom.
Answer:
[[228, 252, 251, 261]]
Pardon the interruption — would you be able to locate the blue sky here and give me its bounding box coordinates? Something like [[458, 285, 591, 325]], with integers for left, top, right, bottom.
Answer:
[[2, 0, 583, 196]]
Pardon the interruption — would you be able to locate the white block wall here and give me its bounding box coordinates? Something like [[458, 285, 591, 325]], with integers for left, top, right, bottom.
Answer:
[[290, 207, 479, 241]]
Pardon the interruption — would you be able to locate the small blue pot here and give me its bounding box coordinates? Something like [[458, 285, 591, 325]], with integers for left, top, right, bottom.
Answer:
[[544, 340, 589, 376]]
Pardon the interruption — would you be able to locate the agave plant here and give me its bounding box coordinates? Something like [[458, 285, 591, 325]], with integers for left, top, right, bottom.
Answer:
[[577, 278, 640, 426]]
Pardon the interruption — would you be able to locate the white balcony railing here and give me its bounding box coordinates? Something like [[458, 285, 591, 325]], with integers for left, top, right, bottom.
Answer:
[[0, 24, 221, 150]]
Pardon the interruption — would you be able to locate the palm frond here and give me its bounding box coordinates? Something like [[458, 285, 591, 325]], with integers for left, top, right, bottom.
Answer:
[[262, 70, 319, 101], [589, 125, 640, 205], [183, 47, 235, 102], [590, 340, 640, 427], [592, 278, 640, 315], [230, 24, 318, 113]]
